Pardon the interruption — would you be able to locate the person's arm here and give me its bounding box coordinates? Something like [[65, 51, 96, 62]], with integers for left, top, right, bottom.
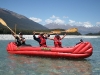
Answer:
[[11, 32, 22, 40], [44, 33, 50, 39], [11, 32, 16, 38], [21, 38, 26, 42], [33, 34, 37, 40], [43, 33, 53, 40], [47, 37, 54, 40], [61, 34, 66, 40], [33, 31, 40, 43]]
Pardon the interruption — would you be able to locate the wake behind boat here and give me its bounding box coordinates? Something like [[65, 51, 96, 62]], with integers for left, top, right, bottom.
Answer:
[[6, 41, 93, 59]]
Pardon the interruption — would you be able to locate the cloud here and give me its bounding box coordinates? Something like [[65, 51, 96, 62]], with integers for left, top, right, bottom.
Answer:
[[45, 15, 65, 24], [45, 18, 65, 24], [68, 19, 93, 28], [45, 19, 53, 24], [69, 20, 75, 23], [50, 15, 59, 19], [83, 22, 93, 27], [96, 22, 100, 25], [29, 15, 97, 28], [54, 19, 65, 24], [63, 16, 68, 18], [29, 17, 42, 23]]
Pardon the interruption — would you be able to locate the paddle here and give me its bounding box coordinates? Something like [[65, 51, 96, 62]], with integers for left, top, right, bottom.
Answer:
[[34, 28, 78, 35], [15, 24, 17, 34], [61, 28, 78, 33], [0, 18, 16, 35], [50, 28, 78, 34]]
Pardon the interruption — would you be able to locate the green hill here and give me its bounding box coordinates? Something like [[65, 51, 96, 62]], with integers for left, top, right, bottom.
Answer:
[[0, 8, 48, 30]]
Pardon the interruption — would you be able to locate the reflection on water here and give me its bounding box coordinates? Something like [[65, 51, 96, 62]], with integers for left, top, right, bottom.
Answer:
[[5, 54, 92, 75]]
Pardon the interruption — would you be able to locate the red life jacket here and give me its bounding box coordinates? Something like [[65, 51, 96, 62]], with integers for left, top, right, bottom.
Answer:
[[54, 36, 62, 47], [38, 35, 47, 47]]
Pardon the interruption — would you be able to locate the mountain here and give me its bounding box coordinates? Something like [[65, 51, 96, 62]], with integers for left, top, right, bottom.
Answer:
[[0, 8, 48, 30], [45, 23, 100, 34]]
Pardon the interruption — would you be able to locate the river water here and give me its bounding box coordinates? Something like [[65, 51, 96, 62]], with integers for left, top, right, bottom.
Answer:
[[0, 35, 100, 75]]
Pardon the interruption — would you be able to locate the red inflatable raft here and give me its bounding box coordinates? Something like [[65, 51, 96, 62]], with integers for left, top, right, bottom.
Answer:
[[6, 41, 93, 59]]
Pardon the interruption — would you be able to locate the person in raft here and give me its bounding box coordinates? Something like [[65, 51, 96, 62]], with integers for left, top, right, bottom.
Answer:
[[48, 34, 66, 47], [33, 31, 50, 47], [12, 32, 31, 46]]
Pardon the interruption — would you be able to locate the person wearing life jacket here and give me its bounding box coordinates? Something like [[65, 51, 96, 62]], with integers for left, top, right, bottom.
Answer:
[[12, 32, 31, 46], [33, 31, 50, 47], [12, 32, 26, 46], [48, 34, 66, 47], [54, 34, 62, 47]]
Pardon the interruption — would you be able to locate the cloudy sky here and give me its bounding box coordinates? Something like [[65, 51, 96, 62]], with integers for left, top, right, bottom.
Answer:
[[0, 0, 100, 27]]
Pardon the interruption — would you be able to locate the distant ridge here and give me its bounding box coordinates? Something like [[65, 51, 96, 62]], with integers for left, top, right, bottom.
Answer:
[[45, 23, 100, 34], [0, 8, 48, 30]]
